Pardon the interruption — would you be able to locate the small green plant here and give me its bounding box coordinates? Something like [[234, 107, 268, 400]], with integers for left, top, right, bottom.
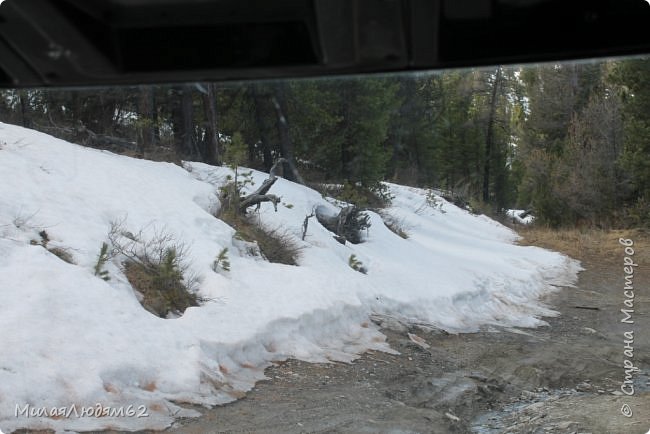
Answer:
[[94, 242, 111, 281], [425, 189, 444, 211], [219, 169, 255, 218], [348, 254, 367, 274], [370, 182, 395, 206], [283, 202, 294, 209], [224, 133, 255, 190], [212, 247, 231, 272], [415, 189, 446, 214], [218, 132, 256, 219], [153, 248, 185, 290]]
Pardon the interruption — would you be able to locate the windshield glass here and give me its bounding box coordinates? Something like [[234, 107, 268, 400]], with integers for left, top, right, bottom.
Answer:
[[0, 58, 648, 433]]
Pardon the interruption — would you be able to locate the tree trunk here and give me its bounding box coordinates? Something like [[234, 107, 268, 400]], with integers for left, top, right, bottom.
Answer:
[[251, 84, 273, 171], [174, 85, 200, 158], [202, 83, 221, 165], [340, 84, 352, 180], [138, 86, 155, 156], [483, 67, 502, 203], [19, 91, 30, 128], [272, 83, 304, 184]]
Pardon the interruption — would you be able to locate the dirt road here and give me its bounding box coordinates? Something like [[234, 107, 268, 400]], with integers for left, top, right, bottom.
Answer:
[[167, 236, 649, 434]]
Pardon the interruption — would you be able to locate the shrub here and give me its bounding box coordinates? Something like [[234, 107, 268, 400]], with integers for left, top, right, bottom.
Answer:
[[316, 205, 371, 245], [319, 182, 392, 210], [441, 192, 475, 214], [12, 208, 41, 230], [218, 169, 254, 219], [218, 132, 256, 218], [337, 182, 391, 209], [369, 183, 395, 207], [255, 226, 302, 265], [124, 257, 198, 318], [623, 197, 650, 228], [108, 219, 200, 318], [414, 189, 446, 215]]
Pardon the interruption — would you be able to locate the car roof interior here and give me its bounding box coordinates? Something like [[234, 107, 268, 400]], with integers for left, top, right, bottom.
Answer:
[[1, 0, 650, 88]]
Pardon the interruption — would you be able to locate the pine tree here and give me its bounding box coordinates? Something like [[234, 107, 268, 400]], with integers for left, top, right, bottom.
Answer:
[[94, 242, 111, 281], [612, 59, 650, 203], [212, 247, 231, 272], [154, 248, 184, 291]]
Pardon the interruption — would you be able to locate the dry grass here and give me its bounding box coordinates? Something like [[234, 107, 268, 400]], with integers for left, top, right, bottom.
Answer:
[[516, 225, 650, 264], [378, 210, 409, 239], [108, 219, 200, 318], [47, 247, 75, 264], [124, 261, 199, 318], [219, 210, 302, 266]]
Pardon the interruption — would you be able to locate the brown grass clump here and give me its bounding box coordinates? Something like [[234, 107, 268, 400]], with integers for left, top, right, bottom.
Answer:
[[108, 219, 200, 318], [378, 210, 409, 239], [218, 208, 302, 266], [124, 260, 199, 318], [236, 221, 302, 265], [47, 247, 75, 264], [516, 225, 650, 264]]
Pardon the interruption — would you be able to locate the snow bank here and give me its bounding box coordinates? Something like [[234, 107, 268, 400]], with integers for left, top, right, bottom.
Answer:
[[0, 123, 580, 432], [506, 209, 536, 225]]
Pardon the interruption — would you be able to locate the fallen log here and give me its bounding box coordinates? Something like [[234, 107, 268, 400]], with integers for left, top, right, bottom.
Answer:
[[315, 205, 371, 244], [238, 159, 286, 214], [518, 209, 534, 219]]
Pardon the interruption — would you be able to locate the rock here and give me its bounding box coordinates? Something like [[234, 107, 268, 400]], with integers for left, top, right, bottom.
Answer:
[[408, 333, 431, 350], [379, 317, 408, 333], [445, 412, 460, 422], [469, 372, 489, 383]]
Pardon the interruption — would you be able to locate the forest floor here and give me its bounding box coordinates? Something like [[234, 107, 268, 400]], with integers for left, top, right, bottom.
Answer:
[[161, 228, 650, 434]]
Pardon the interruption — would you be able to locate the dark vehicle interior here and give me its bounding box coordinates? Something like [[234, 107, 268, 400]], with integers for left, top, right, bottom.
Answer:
[[1, 0, 650, 87]]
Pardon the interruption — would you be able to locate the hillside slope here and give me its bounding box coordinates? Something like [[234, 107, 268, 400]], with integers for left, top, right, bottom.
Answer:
[[0, 122, 580, 432]]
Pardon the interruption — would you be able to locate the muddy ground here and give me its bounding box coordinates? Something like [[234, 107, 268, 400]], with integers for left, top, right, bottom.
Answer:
[[165, 244, 649, 434]]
